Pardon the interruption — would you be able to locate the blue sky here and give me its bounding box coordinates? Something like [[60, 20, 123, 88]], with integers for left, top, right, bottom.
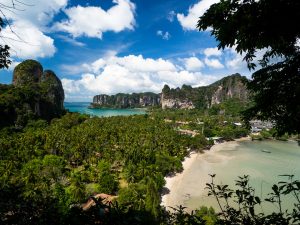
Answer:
[[0, 0, 251, 101]]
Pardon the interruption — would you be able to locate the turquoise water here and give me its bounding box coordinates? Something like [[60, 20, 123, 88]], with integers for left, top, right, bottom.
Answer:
[[164, 140, 300, 213], [64, 102, 147, 117]]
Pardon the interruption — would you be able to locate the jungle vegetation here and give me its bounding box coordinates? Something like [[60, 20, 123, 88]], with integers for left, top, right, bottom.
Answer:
[[1, 106, 298, 224], [1, 0, 299, 224], [197, 0, 300, 135], [0, 112, 210, 224]]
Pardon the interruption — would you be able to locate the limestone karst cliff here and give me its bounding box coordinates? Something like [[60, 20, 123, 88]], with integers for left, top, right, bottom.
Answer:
[[91, 92, 161, 108], [161, 73, 249, 109], [0, 60, 65, 128], [91, 73, 249, 109]]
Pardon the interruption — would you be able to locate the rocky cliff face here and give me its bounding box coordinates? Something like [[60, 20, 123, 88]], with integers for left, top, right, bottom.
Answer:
[[91, 93, 160, 108], [161, 73, 248, 109], [209, 74, 248, 106], [161, 85, 195, 109], [0, 60, 65, 127], [13, 60, 43, 86], [161, 93, 195, 109], [39, 70, 65, 118], [91, 74, 249, 109]]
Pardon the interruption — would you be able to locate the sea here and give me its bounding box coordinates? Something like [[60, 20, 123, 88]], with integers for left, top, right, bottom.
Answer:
[[64, 102, 147, 117], [163, 139, 300, 213]]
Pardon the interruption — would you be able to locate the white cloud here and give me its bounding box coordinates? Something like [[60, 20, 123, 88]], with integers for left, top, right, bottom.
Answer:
[[1, 0, 136, 60], [226, 56, 245, 70], [1, 21, 56, 59], [0, 0, 66, 59], [182, 57, 204, 71], [61, 54, 218, 101], [204, 47, 222, 57], [225, 51, 246, 70], [54, 0, 136, 38], [177, 0, 219, 30], [56, 35, 86, 47], [111, 55, 177, 72], [167, 11, 176, 22], [204, 58, 224, 69], [224, 47, 269, 71], [1, 0, 67, 29], [156, 30, 171, 40]]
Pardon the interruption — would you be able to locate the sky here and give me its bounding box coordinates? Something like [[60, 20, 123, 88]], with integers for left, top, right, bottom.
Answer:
[[0, 0, 252, 102]]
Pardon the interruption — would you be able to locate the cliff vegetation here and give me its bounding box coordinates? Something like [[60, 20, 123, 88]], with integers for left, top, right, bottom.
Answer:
[[91, 73, 250, 111], [0, 60, 65, 128]]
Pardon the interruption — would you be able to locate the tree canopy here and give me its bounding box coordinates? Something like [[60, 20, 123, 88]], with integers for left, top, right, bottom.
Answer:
[[0, 17, 11, 69], [197, 0, 300, 134]]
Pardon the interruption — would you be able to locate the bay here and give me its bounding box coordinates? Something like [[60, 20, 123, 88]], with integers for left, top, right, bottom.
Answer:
[[64, 102, 147, 117], [162, 139, 300, 213]]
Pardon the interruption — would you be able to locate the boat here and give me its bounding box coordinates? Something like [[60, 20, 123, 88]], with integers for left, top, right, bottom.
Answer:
[[261, 149, 271, 153]]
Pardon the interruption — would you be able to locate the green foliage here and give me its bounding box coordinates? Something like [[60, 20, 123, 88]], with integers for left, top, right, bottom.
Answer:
[[152, 108, 250, 141], [24, 119, 48, 131], [0, 109, 298, 224], [20, 155, 66, 201], [194, 206, 218, 225], [162, 84, 171, 94], [66, 171, 86, 204], [97, 160, 118, 194], [0, 60, 65, 129], [0, 98, 294, 225], [251, 129, 290, 141], [164, 205, 206, 225], [13, 60, 43, 86], [0, 17, 11, 69], [260, 129, 273, 139], [276, 133, 289, 141], [198, 0, 300, 134], [206, 174, 300, 224], [0, 112, 208, 223], [0, 84, 39, 127], [0, 81, 65, 129]]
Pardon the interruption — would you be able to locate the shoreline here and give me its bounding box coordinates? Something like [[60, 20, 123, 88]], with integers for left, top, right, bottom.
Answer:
[[161, 136, 250, 211]]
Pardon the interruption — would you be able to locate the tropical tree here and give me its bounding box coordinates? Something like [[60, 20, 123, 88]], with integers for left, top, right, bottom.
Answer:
[[97, 160, 118, 194], [197, 0, 300, 134], [0, 17, 10, 69]]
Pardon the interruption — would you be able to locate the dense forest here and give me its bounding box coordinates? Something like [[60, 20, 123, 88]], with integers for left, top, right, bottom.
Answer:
[[1, 105, 299, 224], [0, 104, 252, 224], [0, 60, 298, 225], [1, 0, 299, 223]]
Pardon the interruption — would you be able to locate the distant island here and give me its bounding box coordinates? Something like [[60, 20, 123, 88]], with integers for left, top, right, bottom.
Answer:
[[90, 73, 249, 110]]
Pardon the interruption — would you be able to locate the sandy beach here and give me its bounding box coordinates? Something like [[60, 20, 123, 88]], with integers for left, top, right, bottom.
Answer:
[[161, 136, 250, 211]]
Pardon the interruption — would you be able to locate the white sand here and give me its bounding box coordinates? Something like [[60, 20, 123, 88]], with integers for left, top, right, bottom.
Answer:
[[161, 151, 201, 209], [161, 137, 250, 211]]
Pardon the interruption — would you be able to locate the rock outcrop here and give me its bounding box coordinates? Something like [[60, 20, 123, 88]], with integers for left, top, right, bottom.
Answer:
[[13, 60, 43, 86], [0, 59, 65, 128], [161, 93, 195, 109], [209, 74, 248, 106], [91, 73, 249, 110], [91, 93, 160, 108], [40, 70, 65, 115], [161, 73, 248, 109], [13, 60, 65, 118], [161, 85, 195, 109]]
